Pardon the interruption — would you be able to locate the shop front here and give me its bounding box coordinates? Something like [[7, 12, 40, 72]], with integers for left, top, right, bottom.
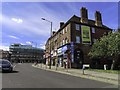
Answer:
[[57, 47, 63, 67]]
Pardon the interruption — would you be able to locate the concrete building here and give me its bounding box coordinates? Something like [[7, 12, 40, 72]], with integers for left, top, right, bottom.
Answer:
[[9, 43, 44, 63], [45, 7, 112, 68]]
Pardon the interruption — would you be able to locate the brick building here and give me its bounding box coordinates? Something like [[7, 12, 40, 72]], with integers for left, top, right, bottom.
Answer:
[[45, 7, 112, 68], [0, 49, 10, 60]]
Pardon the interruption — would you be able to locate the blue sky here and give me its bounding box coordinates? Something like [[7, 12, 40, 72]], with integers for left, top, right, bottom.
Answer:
[[1, 2, 118, 50]]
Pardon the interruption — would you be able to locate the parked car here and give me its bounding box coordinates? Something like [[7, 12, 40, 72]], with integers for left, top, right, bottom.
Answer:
[[0, 59, 13, 72]]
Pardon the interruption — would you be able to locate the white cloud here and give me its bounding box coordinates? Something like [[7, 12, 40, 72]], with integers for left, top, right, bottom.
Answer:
[[8, 35, 19, 39], [40, 43, 44, 46], [0, 45, 9, 51], [11, 18, 23, 24], [26, 41, 32, 45], [2, 14, 50, 37]]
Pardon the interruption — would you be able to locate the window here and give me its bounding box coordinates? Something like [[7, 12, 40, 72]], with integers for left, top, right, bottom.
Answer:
[[75, 24, 80, 31], [63, 29, 65, 34], [76, 36, 80, 43], [63, 39, 65, 45], [67, 39, 69, 43], [60, 42, 62, 46], [65, 38, 68, 44], [92, 28, 95, 33], [60, 31, 62, 36], [65, 27, 67, 33]]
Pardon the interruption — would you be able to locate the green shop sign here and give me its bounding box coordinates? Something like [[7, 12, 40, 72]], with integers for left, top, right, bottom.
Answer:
[[81, 25, 91, 44]]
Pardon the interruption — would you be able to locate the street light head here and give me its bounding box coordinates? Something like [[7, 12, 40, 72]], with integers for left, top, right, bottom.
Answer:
[[41, 18, 45, 20]]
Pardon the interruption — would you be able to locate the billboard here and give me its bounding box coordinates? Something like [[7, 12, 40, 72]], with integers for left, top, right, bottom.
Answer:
[[81, 25, 91, 44]]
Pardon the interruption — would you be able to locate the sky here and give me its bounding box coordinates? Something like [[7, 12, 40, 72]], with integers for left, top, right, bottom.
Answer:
[[1, 2, 118, 50]]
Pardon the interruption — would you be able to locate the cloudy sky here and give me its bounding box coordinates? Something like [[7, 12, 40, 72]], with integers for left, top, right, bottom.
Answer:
[[1, 2, 118, 50]]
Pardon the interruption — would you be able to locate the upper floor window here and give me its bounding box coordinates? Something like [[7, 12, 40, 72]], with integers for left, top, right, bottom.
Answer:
[[65, 38, 68, 44], [62, 29, 65, 34], [92, 27, 95, 33], [63, 39, 65, 45], [60, 42, 62, 46], [76, 36, 80, 43], [65, 27, 67, 33], [59, 31, 62, 37], [75, 24, 80, 31]]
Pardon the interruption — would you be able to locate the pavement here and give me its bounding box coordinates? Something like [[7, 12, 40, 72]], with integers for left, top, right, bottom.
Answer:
[[32, 63, 119, 86]]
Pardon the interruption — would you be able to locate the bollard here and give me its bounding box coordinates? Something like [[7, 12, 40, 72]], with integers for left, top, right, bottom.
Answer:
[[82, 66, 85, 75], [104, 64, 107, 70]]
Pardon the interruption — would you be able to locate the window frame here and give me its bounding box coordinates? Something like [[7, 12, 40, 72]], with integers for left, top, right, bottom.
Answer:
[[76, 36, 80, 43], [75, 24, 80, 31]]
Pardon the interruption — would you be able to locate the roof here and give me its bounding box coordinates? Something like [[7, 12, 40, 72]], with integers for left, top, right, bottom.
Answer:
[[62, 15, 112, 30], [46, 15, 112, 44]]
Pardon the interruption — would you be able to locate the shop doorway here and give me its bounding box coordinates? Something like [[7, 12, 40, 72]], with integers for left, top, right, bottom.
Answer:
[[73, 48, 84, 68]]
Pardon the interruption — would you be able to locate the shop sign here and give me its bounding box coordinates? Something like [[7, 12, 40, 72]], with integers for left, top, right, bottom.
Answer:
[[57, 48, 62, 56]]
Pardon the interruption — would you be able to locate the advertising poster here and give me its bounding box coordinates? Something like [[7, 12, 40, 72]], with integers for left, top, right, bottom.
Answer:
[[81, 25, 91, 44]]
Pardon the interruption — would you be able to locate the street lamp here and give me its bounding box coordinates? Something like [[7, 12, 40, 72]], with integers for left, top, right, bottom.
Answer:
[[41, 18, 52, 69], [41, 18, 52, 36]]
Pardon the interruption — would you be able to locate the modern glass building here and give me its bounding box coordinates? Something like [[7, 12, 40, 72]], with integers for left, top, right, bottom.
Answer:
[[9, 43, 44, 63]]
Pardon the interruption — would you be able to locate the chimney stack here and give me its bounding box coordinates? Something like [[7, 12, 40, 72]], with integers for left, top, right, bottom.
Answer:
[[95, 11, 102, 26], [60, 22, 64, 28], [80, 7, 88, 23]]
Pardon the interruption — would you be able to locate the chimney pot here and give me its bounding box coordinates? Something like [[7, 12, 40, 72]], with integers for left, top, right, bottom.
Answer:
[[60, 22, 64, 28], [52, 31, 56, 35]]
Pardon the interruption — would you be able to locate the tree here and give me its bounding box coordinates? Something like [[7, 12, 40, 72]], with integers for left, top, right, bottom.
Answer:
[[89, 32, 120, 70], [106, 32, 120, 69]]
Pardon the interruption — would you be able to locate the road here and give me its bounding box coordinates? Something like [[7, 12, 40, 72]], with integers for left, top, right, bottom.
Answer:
[[2, 63, 118, 88]]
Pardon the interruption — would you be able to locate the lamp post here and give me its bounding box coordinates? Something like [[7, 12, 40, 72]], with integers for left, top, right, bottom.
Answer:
[[41, 18, 52, 69]]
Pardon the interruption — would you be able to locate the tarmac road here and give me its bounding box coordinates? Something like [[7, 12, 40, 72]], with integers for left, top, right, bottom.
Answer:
[[2, 63, 118, 88]]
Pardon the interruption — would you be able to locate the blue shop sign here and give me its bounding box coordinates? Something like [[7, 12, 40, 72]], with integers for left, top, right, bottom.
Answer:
[[70, 42, 74, 63], [62, 45, 67, 52]]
